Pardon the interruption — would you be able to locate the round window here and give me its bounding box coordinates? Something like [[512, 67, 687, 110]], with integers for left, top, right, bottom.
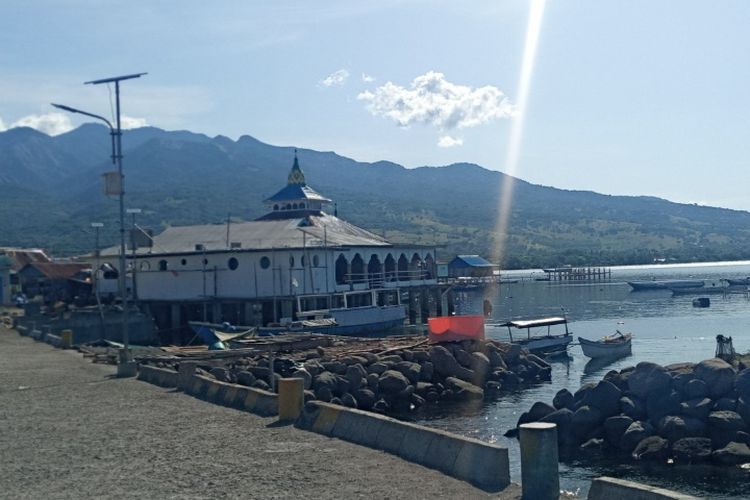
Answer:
[[228, 257, 239, 270], [260, 256, 270, 269], [139, 261, 151, 271]]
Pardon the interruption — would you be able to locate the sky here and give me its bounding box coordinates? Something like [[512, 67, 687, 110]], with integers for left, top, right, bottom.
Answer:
[[2, 1, 750, 210]]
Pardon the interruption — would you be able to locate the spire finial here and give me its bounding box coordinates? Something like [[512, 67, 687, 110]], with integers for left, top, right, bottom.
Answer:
[[288, 149, 305, 185]]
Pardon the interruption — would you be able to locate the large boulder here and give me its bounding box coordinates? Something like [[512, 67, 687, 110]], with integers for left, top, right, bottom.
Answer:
[[394, 361, 421, 384], [708, 410, 747, 448], [621, 421, 654, 453], [540, 408, 574, 442], [354, 388, 377, 410], [583, 380, 622, 417], [420, 361, 434, 382], [572, 405, 604, 437], [628, 362, 672, 399], [379, 370, 410, 394], [345, 364, 367, 391], [711, 441, 750, 465], [694, 358, 736, 399], [603, 415, 634, 448], [572, 383, 596, 409], [672, 437, 713, 464], [553, 388, 574, 410], [367, 362, 389, 375], [485, 344, 508, 370], [429, 346, 473, 380], [620, 395, 647, 420], [735, 369, 750, 401], [681, 397, 713, 421], [236, 370, 257, 387], [713, 397, 737, 412], [322, 361, 347, 375], [340, 355, 368, 366], [443, 377, 484, 400], [453, 347, 474, 368], [527, 401, 556, 421], [646, 390, 681, 424], [737, 397, 750, 426], [303, 359, 324, 376], [470, 352, 491, 383], [684, 378, 708, 400], [658, 415, 706, 443], [632, 436, 670, 461]]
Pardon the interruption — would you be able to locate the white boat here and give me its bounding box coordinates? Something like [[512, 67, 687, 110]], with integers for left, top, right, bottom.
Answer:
[[260, 289, 406, 336], [578, 331, 632, 359], [627, 279, 704, 291], [495, 316, 573, 355]]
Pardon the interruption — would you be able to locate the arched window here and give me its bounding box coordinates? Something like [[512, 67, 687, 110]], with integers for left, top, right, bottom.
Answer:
[[159, 260, 168, 271], [299, 203, 305, 209], [273, 204, 279, 211], [424, 253, 435, 280], [228, 257, 239, 270], [301, 255, 306, 267], [292, 203, 298, 209], [367, 255, 382, 286], [260, 256, 271, 269], [139, 261, 150, 271], [181, 258, 187, 266], [313, 255, 320, 267], [285, 203, 292, 210], [289, 255, 295, 267], [397, 254, 409, 281], [335, 254, 348, 285], [384, 254, 396, 281], [351, 253, 365, 283]]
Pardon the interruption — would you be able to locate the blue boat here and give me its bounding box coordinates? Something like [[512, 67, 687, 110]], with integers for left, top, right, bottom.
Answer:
[[188, 321, 257, 349]]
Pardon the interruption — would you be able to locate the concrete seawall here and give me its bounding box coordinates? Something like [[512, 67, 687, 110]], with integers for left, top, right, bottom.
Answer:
[[588, 477, 699, 500], [297, 400, 510, 492]]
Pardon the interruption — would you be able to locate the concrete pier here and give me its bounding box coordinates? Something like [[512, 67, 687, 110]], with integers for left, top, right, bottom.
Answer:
[[519, 422, 559, 500]]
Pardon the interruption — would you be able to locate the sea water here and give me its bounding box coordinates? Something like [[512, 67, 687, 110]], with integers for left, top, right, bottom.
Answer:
[[410, 261, 750, 498]]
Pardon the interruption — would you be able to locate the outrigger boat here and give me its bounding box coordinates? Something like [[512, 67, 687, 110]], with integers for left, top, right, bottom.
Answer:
[[188, 321, 257, 350], [495, 316, 573, 355], [578, 331, 632, 359]]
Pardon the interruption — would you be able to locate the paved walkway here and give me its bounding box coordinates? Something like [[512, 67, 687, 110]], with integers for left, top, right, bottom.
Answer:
[[0, 325, 521, 499]]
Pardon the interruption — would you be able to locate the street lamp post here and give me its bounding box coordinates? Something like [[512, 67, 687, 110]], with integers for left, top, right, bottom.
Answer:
[[52, 72, 146, 376]]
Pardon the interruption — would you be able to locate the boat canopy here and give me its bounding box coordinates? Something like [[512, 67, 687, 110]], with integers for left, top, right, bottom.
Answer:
[[499, 316, 567, 329]]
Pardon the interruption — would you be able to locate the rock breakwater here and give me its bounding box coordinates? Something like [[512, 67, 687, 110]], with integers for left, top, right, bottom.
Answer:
[[513, 358, 750, 466]]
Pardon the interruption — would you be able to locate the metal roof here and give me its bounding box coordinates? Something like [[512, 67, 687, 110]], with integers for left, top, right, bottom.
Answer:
[[264, 183, 331, 203], [499, 317, 568, 329], [100, 213, 391, 256], [449, 255, 496, 268]]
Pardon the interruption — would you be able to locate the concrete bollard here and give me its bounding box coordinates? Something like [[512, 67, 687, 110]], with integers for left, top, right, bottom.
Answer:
[[520, 422, 559, 500], [177, 361, 198, 391], [61, 329, 73, 348], [277, 377, 304, 422]]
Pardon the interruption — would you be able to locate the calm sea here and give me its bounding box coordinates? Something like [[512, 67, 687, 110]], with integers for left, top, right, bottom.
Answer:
[[410, 261, 750, 498]]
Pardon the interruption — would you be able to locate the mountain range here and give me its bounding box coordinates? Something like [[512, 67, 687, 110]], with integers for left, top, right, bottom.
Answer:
[[2, 123, 750, 269]]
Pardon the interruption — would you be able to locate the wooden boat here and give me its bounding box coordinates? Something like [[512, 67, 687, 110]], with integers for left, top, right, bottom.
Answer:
[[628, 279, 704, 291], [578, 331, 632, 359], [188, 321, 257, 349], [428, 315, 485, 343], [495, 316, 572, 355]]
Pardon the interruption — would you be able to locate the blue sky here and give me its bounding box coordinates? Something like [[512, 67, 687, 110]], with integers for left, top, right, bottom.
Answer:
[[2, 1, 750, 210]]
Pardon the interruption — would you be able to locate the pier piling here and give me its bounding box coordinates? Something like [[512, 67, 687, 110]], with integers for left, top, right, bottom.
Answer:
[[519, 422, 559, 500]]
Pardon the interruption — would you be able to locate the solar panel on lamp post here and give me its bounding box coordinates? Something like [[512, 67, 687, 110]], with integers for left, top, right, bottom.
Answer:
[[51, 72, 146, 375]]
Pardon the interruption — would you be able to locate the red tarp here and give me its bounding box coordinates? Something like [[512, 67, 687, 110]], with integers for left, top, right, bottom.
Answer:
[[428, 315, 485, 343]]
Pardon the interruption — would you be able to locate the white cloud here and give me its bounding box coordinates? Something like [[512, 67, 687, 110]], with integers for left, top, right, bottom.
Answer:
[[121, 116, 148, 129], [320, 69, 350, 87], [0, 116, 6, 132], [11, 112, 73, 136], [358, 71, 516, 130], [361, 72, 375, 83], [437, 135, 463, 148]]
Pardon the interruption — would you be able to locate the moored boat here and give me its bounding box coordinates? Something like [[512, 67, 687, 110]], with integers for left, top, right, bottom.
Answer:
[[724, 277, 750, 286], [493, 316, 573, 355], [628, 279, 704, 291], [578, 331, 632, 359]]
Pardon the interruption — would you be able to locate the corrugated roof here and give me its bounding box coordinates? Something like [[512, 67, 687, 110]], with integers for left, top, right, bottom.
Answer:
[[22, 262, 89, 280], [450, 255, 496, 268], [0, 247, 51, 271], [101, 213, 391, 256]]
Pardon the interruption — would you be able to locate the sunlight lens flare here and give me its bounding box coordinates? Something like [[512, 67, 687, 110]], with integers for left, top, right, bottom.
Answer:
[[490, 0, 546, 286]]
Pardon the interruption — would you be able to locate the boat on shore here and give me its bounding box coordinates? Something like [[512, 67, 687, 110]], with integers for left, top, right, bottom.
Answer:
[[494, 316, 572, 355], [578, 331, 632, 359], [627, 279, 704, 291], [188, 321, 257, 349], [724, 277, 750, 286]]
